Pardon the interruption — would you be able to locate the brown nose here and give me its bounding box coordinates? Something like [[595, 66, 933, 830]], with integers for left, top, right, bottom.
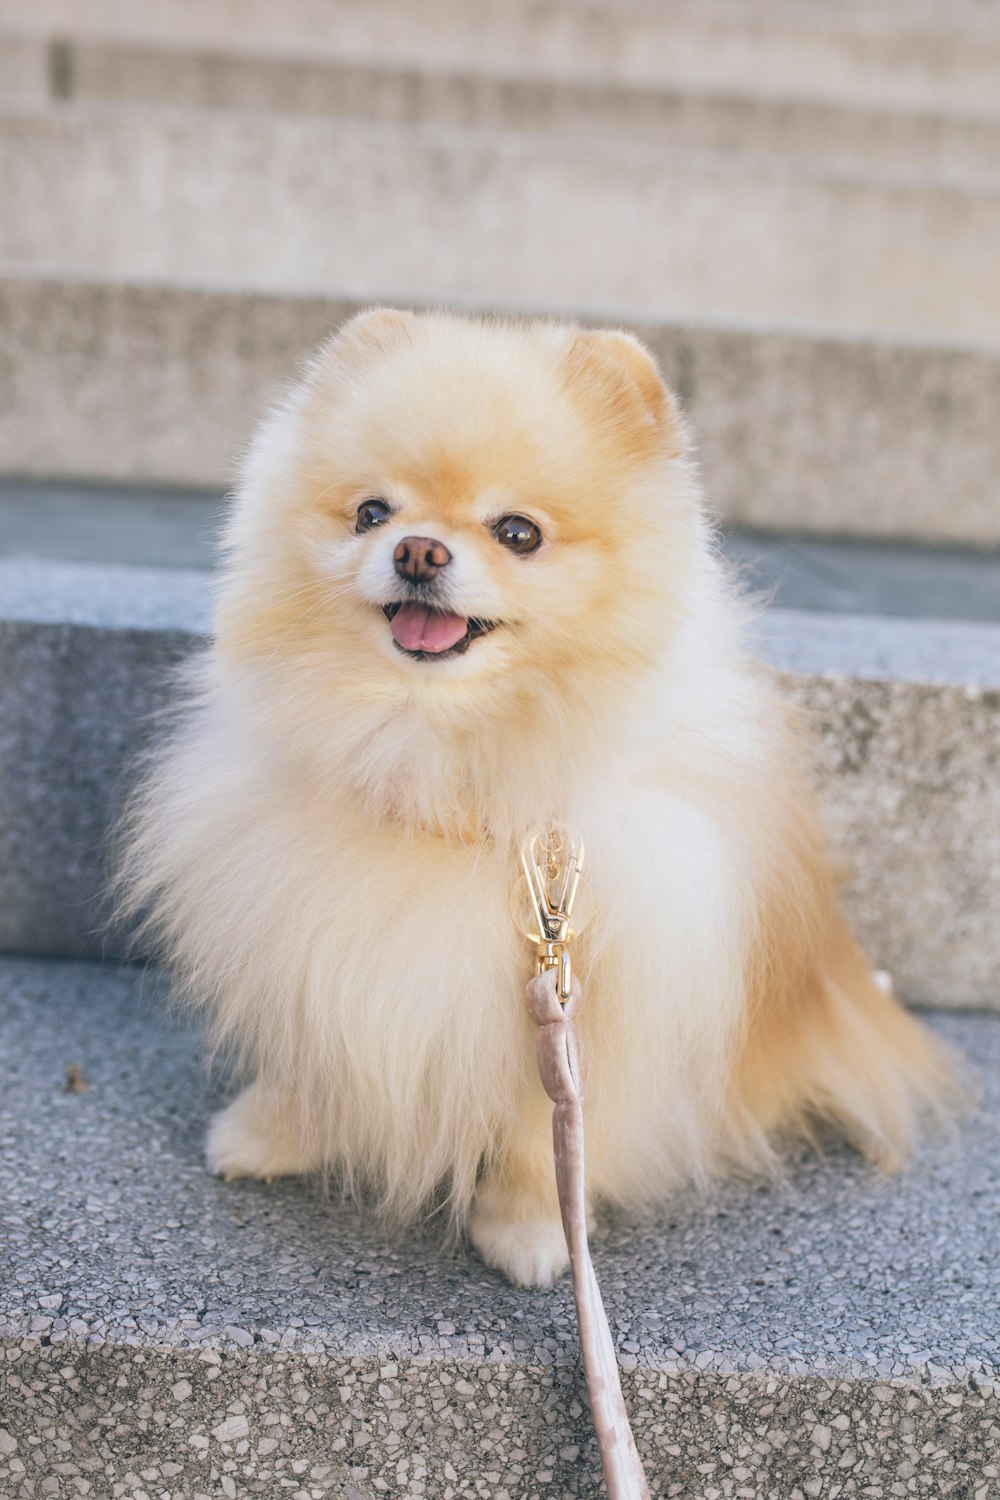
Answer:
[[393, 535, 452, 583]]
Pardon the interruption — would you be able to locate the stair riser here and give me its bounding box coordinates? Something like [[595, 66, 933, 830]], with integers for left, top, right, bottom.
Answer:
[[4, 274, 1000, 548], [3, 108, 1000, 340], [1, 598, 997, 1007], [2, 1339, 993, 1499], [9, 40, 1000, 175], [3, 0, 1000, 111], [0, 33, 47, 99]]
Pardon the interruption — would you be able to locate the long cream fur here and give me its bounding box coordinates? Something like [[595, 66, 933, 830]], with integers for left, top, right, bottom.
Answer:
[[118, 310, 951, 1288]]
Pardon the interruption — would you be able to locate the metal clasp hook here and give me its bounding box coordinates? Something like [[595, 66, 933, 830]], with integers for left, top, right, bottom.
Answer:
[[520, 826, 585, 1003]]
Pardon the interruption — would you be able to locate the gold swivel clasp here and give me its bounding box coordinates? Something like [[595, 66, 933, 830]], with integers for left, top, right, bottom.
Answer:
[[520, 826, 585, 1003]]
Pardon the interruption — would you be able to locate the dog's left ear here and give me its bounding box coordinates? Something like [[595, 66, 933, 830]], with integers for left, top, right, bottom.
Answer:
[[563, 329, 686, 457], [330, 306, 416, 362]]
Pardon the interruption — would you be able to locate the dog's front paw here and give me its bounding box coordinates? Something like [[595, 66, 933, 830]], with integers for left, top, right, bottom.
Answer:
[[469, 1209, 570, 1289], [206, 1084, 315, 1183]]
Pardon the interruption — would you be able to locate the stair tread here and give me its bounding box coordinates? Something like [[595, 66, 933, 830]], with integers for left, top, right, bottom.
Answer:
[[7, 35, 1000, 179], [1, 952, 997, 1377], [1, 955, 997, 1495], [4, 481, 1000, 628], [4, 105, 1000, 343]]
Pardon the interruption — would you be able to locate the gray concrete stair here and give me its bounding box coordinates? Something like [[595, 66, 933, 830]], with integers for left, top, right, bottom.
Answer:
[[4, 0, 1000, 113], [6, 38, 1000, 177], [7, 481, 1000, 626], [1, 549, 998, 1007], [0, 954, 997, 1498], [3, 104, 1000, 342], [0, 30, 46, 101], [4, 270, 1000, 549]]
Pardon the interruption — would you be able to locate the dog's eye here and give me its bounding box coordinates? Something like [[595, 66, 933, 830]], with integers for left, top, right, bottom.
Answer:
[[492, 514, 542, 555], [356, 498, 393, 533]]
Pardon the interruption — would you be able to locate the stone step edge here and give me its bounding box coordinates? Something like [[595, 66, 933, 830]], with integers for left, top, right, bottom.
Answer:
[[7, 43, 1000, 187], [4, 0, 1000, 80], [1, 558, 998, 1005], [10, 255, 1000, 352], [8, 480, 1000, 623], [4, 104, 1000, 351], [13, 31, 1000, 135], [4, 556, 1000, 689], [3, 268, 1000, 549], [7, 96, 1000, 193]]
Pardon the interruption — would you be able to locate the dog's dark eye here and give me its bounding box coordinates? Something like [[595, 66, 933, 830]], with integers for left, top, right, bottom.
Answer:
[[356, 498, 393, 533], [493, 514, 542, 555]]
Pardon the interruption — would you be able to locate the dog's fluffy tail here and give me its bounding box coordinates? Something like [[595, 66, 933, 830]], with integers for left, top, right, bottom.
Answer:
[[734, 910, 957, 1171], [725, 730, 958, 1172]]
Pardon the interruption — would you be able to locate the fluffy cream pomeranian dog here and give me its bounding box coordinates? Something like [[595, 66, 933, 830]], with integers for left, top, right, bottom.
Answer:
[[121, 308, 950, 1288]]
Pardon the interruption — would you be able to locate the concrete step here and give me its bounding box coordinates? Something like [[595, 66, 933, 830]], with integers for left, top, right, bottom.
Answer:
[[0, 31, 46, 101], [3, 0, 1000, 113], [6, 480, 1000, 627], [0, 954, 997, 1497], [1, 554, 998, 1007], [4, 270, 1000, 549], [7, 37, 1000, 177], [3, 104, 1000, 342]]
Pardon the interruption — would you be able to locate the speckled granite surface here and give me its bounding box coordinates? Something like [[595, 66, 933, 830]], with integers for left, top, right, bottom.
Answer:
[[1, 957, 997, 1498]]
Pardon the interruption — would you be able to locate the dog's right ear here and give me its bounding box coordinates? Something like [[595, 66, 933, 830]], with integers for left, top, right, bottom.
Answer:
[[316, 307, 416, 379], [561, 328, 687, 458]]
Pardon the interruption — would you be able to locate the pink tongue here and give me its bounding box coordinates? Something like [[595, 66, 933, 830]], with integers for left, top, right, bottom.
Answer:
[[390, 604, 469, 654]]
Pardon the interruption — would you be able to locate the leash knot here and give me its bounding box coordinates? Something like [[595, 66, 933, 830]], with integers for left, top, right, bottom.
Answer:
[[526, 970, 584, 1107]]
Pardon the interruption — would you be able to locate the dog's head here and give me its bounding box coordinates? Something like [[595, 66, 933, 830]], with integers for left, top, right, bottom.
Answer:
[[218, 311, 702, 817]]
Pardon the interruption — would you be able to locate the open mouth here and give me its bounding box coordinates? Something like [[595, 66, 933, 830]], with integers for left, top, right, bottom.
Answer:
[[381, 602, 500, 661]]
